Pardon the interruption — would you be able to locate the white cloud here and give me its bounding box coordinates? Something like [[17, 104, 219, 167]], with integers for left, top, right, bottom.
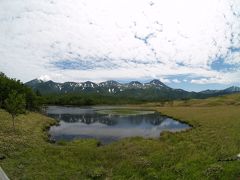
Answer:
[[225, 51, 240, 64], [172, 79, 181, 83], [190, 71, 240, 84], [0, 0, 239, 86], [38, 75, 51, 81]]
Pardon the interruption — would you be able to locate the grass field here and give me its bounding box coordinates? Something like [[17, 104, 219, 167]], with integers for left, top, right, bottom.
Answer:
[[1, 94, 240, 179]]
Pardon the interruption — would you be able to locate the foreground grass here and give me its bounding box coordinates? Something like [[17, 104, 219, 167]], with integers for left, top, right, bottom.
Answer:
[[1, 104, 240, 179]]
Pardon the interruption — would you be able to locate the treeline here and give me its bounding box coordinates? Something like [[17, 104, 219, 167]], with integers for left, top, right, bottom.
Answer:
[[42, 89, 181, 106], [42, 93, 183, 106], [0, 73, 42, 111], [43, 93, 147, 106]]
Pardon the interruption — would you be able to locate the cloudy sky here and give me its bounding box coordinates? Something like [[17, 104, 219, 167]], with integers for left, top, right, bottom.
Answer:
[[0, 0, 240, 91]]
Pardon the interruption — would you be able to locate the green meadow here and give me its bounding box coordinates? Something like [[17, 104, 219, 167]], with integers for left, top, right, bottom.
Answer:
[[1, 94, 240, 179]]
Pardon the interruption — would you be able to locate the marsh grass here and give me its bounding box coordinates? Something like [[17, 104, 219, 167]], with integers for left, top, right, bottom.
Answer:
[[96, 109, 155, 116], [1, 94, 240, 179]]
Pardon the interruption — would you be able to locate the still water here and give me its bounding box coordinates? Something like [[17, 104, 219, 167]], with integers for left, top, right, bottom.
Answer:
[[46, 106, 190, 144]]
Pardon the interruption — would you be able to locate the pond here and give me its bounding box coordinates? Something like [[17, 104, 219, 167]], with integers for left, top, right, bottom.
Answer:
[[46, 106, 190, 144]]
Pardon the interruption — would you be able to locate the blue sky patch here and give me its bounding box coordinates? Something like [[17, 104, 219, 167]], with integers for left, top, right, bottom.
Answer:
[[211, 57, 236, 71], [53, 59, 118, 70]]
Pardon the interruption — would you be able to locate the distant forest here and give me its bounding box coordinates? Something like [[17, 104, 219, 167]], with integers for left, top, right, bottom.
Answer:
[[43, 93, 148, 106]]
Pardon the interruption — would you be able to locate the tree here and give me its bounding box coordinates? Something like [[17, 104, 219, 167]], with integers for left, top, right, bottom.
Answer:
[[4, 91, 26, 131], [25, 88, 42, 111], [0, 73, 41, 111]]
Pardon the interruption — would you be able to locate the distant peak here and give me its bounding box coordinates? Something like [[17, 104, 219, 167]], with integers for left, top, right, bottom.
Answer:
[[45, 80, 55, 83], [99, 80, 120, 86], [224, 86, 240, 92], [26, 78, 44, 85], [150, 79, 163, 84], [148, 79, 167, 87], [33, 78, 43, 82], [127, 81, 143, 88]]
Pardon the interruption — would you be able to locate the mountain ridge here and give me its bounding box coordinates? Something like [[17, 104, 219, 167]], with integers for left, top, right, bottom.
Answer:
[[25, 79, 240, 100], [26, 79, 173, 93]]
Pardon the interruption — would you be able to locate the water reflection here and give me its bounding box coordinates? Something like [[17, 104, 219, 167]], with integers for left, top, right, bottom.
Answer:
[[46, 106, 190, 144], [48, 113, 167, 126]]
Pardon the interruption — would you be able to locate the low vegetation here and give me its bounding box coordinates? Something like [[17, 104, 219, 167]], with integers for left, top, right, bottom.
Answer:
[[1, 94, 240, 179], [96, 109, 155, 116]]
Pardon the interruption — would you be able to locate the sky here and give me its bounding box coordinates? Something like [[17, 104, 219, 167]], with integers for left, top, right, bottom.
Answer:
[[0, 0, 240, 91]]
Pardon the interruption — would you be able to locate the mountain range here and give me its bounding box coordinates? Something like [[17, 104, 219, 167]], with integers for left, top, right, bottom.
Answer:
[[25, 79, 240, 101]]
